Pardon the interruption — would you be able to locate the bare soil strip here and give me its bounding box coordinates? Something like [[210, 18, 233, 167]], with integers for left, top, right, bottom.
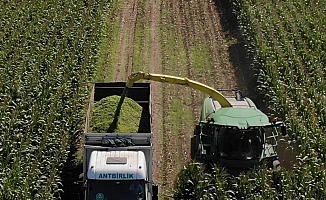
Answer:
[[109, 0, 164, 189], [148, 0, 163, 186], [113, 0, 138, 81]]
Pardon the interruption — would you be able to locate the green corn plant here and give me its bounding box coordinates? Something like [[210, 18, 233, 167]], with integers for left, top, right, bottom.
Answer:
[[174, 163, 216, 200], [0, 0, 111, 199]]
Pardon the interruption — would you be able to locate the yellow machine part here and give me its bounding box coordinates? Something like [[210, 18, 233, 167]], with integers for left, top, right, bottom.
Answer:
[[126, 71, 232, 108]]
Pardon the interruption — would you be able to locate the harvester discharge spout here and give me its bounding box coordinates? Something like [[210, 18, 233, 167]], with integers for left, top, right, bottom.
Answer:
[[109, 71, 233, 132]]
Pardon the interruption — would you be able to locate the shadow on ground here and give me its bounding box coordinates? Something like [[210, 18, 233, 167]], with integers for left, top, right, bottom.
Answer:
[[61, 161, 83, 200]]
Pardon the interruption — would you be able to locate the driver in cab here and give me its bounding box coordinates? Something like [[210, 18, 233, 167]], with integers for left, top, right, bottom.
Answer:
[[129, 181, 144, 199]]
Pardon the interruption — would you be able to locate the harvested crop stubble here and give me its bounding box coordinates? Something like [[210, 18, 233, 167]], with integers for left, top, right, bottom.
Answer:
[[90, 95, 143, 133]]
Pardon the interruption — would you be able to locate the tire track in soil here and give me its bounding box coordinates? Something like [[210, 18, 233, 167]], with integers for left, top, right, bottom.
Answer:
[[166, 0, 188, 189], [179, 1, 201, 121], [147, 0, 163, 187], [169, 0, 195, 178], [160, 0, 200, 197], [110, 0, 164, 191], [188, 0, 238, 92], [202, 0, 238, 91], [160, 1, 186, 196], [113, 0, 138, 81], [160, 0, 192, 196], [108, 0, 164, 192], [159, 1, 172, 195]]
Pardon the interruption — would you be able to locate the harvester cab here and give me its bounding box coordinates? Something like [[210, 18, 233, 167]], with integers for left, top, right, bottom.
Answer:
[[191, 90, 287, 172]]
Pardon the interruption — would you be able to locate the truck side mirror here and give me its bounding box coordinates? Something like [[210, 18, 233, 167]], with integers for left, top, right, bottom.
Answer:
[[152, 185, 158, 200], [82, 185, 88, 191], [281, 125, 287, 136], [79, 173, 84, 179]]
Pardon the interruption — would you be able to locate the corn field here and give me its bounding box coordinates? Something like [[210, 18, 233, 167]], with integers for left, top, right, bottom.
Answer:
[[0, 0, 109, 199], [174, 0, 326, 199]]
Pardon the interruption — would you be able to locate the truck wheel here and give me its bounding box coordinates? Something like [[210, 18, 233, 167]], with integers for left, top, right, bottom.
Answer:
[[152, 185, 158, 200]]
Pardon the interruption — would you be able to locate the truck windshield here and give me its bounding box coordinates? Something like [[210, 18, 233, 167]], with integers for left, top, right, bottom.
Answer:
[[87, 180, 145, 200], [218, 128, 263, 160]]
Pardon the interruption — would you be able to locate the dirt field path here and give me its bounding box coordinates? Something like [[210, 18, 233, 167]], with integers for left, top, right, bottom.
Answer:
[[113, 0, 138, 81], [147, 0, 163, 187], [106, 0, 254, 198]]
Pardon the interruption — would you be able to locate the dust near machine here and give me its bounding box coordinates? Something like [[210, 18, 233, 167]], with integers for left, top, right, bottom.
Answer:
[[81, 82, 158, 200], [117, 72, 287, 175]]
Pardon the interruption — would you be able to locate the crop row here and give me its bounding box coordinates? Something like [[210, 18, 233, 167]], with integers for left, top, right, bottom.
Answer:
[[0, 0, 109, 199], [234, 0, 326, 161], [174, 0, 326, 199]]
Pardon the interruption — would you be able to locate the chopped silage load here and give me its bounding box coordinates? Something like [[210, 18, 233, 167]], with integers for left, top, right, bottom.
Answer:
[[89, 95, 143, 133]]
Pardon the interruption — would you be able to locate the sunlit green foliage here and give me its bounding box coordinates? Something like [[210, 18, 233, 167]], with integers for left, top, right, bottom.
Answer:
[[174, 162, 326, 199], [233, 0, 326, 161], [0, 0, 110, 199]]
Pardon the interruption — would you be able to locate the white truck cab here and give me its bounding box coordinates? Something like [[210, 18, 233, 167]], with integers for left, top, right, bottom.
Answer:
[[87, 151, 147, 180], [86, 151, 149, 200], [81, 82, 158, 200]]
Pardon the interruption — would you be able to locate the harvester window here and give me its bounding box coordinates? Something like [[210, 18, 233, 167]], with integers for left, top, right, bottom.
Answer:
[[218, 128, 262, 160]]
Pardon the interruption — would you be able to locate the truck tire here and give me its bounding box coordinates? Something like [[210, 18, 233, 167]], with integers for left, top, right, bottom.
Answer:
[[152, 184, 158, 200], [152, 196, 158, 200]]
